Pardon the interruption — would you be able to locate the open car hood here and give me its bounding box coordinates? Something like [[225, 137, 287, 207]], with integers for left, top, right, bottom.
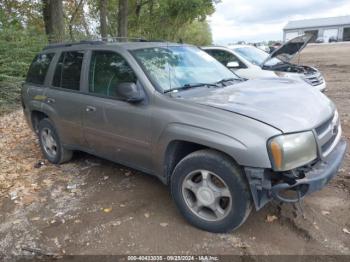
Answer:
[[262, 34, 312, 66]]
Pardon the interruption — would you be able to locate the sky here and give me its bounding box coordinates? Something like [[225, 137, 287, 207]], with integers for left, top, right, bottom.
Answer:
[[209, 0, 350, 44]]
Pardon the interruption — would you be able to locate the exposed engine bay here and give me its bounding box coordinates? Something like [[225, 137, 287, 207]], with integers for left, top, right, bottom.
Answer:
[[263, 63, 317, 75]]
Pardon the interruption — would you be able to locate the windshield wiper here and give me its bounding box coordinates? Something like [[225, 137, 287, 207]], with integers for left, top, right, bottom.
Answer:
[[216, 77, 243, 85], [164, 82, 218, 93]]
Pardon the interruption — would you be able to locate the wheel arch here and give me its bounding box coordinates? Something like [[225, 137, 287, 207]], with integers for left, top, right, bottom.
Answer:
[[31, 110, 49, 133], [155, 123, 248, 184]]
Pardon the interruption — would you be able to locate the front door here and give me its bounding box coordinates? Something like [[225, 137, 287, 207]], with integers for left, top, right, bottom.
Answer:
[[82, 50, 152, 172]]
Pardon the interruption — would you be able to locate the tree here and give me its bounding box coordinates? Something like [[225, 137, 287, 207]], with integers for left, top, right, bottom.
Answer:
[[65, 0, 85, 40], [0, 0, 43, 32], [99, 0, 108, 40], [42, 0, 65, 42], [177, 20, 212, 45], [127, 0, 215, 42], [118, 0, 128, 38]]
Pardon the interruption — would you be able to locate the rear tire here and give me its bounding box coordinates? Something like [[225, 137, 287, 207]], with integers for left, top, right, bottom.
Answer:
[[38, 118, 73, 164], [171, 149, 252, 233]]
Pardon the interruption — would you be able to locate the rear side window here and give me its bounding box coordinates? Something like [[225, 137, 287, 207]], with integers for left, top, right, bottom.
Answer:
[[26, 53, 54, 85], [53, 51, 84, 90]]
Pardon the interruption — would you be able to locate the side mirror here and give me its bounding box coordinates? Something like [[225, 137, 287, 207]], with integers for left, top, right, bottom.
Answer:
[[226, 61, 240, 68], [116, 82, 144, 103]]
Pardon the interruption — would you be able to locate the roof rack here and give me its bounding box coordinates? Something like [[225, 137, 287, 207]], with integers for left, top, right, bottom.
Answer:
[[107, 37, 147, 42], [42, 37, 149, 50], [43, 40, 104, 50]]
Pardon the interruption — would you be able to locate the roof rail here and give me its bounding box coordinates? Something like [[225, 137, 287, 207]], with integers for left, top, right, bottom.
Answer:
[[43, 40, 105, 50], [106, 37, 147, 42], [42, 37, 152, 50]]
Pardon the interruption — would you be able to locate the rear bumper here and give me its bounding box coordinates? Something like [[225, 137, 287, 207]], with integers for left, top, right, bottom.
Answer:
[[245, 138, 347, 209], [271, 138, 347, 203]]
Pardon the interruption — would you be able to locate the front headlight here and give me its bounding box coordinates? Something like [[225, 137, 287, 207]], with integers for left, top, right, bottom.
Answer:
[[268, 131, 317, 171]]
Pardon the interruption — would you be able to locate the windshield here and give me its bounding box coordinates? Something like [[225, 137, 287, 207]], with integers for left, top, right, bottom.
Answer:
[[233, 46, 283, 67], [132, 46, 239, 92]]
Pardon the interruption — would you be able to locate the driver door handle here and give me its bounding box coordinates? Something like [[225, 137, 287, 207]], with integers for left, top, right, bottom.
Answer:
[[86, 106, 96, 112]]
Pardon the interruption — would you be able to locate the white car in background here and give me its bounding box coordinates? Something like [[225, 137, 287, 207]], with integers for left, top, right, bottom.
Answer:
[[202, 35, 326, 92]]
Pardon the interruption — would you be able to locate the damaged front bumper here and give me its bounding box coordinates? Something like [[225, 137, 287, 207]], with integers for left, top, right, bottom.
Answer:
[[245, 138, 347, 210]]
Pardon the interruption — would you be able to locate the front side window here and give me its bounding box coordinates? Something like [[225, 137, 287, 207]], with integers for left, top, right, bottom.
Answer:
[[233, 46, 282, 67], [133, 46, 238, 92], [26, 53, 55, 85], [206, 49, 246, 68], [52, 51, 84, 90], [88, 51, 136, 97]]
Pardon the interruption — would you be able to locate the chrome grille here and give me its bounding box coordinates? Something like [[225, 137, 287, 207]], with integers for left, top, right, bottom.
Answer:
[[314, 111, 341, 157], [304, 72, 324, 86]]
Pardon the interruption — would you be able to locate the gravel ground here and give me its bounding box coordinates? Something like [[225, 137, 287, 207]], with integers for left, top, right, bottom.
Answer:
[[0, 43, 349, 258]]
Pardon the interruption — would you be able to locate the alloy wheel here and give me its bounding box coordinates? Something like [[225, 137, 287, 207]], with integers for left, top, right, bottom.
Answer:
[[182, 169, 232, 222]]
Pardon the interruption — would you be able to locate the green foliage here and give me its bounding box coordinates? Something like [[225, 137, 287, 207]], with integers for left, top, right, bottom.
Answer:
[[177, 20, 212, 45], [0, 0, 215, 114], [0, 0, 44, 32], [0, 26, 47, 113], [0, 0, 46, 113], [87, 0, 214, 44], [127, 0, 214, 42]]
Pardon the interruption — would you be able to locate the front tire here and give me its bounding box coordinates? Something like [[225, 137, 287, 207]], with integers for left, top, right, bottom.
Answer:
[[171, 149, 252, 233], [38, 118, 73, 164]]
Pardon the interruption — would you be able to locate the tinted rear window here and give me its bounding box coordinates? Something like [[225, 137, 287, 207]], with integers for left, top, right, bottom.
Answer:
[[26, 53, 54, 85], [53, 51, 84, 90]]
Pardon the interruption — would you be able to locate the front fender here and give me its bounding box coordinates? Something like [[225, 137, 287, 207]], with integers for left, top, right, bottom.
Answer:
[[154, 122, 273, 181]]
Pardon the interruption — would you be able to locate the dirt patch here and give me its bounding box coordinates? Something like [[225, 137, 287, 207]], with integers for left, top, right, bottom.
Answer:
[[0, 43, 350, 256]]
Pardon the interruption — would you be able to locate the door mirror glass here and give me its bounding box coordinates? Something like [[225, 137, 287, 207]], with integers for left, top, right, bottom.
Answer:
[[115, 82, 144, 103], [226, 61, 240, 68]]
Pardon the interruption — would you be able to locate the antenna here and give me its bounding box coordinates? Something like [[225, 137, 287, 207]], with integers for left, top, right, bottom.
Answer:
[[167, 40, 172, 92]]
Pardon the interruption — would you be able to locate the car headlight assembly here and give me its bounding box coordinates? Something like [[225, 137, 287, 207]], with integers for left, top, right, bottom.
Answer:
[[268, 131, 318, 172]]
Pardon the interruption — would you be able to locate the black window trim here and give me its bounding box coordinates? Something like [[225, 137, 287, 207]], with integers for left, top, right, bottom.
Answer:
[[45, 48, 148, 104], [50, 49, 85, 92], [25, 52, 56, 87], [84, 49, 142, 102]]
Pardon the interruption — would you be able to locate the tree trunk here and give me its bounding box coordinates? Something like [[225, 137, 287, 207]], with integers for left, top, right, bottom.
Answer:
[[68, 0, 85, 41], [99, 0, 108, 40], [82, 15, 91, 37], [42, 0, 65, 43], [135, 0, 142, 18], [149, 0, 153, 16], [118, 0, 128, 38]]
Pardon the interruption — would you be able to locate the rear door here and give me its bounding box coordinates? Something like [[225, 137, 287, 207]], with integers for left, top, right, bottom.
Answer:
[[81, 50, 152, 172], [44, 50, 86, 147], [23, 52, 55, 125]]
